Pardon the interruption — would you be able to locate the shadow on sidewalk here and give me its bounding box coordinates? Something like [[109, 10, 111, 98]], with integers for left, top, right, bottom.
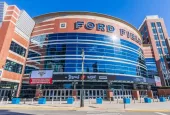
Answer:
[[0, 110, 33, 115]]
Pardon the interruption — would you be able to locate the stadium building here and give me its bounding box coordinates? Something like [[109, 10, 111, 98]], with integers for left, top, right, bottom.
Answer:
[[0, 2, 169, 99]]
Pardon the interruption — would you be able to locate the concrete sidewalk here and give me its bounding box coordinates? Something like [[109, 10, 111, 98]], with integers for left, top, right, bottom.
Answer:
[[0, 100, 170, 112]]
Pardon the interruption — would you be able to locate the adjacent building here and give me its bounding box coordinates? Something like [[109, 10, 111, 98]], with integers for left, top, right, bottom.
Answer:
[[0, 2, 34, 96], [139, 15, 170, 86]]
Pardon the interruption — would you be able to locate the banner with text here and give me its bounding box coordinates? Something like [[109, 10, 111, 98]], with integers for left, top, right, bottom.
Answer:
[[30, 70, 53, 84]]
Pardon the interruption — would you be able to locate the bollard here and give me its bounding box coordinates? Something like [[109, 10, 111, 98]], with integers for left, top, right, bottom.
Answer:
[[31, 98, 34, 104], [24, 98, 26, 104], [52, 98, 54, 104], [153, 98, 154, 102], [109, 98, 111, 104], [89, 98, 91, 104], [59, 97, 61, 104], [6, 98, 9, 104], [157, 96, 159, 102], [1, 98, 4, 104], [117, 97, 119, 104], [140, 97, 142, 103], [134, 98, 135, 103]]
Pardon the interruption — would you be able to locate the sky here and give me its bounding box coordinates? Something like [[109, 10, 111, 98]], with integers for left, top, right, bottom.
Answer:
[[3, 0, 170, 35]]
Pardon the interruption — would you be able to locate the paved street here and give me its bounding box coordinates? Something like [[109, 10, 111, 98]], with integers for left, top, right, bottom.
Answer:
[[0, 110, 169, 115]]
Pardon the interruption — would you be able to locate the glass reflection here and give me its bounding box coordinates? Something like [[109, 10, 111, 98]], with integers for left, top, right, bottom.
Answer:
[[25, 33, 147, 78]]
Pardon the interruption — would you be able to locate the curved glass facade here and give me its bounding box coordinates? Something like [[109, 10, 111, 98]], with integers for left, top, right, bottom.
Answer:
[[25, 33, 147, 78]]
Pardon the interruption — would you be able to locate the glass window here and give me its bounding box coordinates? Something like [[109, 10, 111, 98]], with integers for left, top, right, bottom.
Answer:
[[156, 41, 161, 47], [157, 48, 163, 54], [144, 26, 147, 31], [156, 22, 161, 27], [164, 48, 168, 54], [151, 22, 156, 27], [152, 29, 157, 34], [28, 33, 147, 78], [160, 34, 165, 40], [154, 35, 159, 40], [4, 59, 23, 74], [9, 41, 26, 57], [158, 28, 163, 33], [162, 41, 166, 46]]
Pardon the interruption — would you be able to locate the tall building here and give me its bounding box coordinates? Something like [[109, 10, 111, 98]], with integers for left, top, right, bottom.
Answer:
[[139, 15, 170, 86], [0, 2, 34, 96]]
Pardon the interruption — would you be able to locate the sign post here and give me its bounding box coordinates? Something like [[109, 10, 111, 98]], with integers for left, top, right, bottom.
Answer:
[[80, 49, 85, 107], [121, 84, 125, 109]]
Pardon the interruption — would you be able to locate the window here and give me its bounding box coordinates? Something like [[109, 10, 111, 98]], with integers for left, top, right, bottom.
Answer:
[[152, 29, 157, 34], [162, 41, 166, 46], [156, 41, 161, 47], [157, 48, 163, 54], [154, 35, 159, 40], [4, 59, 23, 74], [144, 26, 147, 31], [158, 28, 163, 33], [151, 22, 156, 28], [10, 41, 26, 57], [164, 48, 168, 54], [160, 34, 165, 40], [156, 22, 161, 27]]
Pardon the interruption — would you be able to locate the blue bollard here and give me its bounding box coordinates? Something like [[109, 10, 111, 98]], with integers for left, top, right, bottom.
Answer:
[[38, 98, 46, 104], [144, 98, 151, 103], [67, 97, 74, 104], [159, 97, 166, 102], [12, 98, 20, 104], [123, 98, 130, 104], [96, 98, 102, 104]]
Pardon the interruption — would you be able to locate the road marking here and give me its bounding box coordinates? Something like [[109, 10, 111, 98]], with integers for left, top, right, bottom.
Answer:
[[155, 112, 168, 115], [86, 111, 122, 115]]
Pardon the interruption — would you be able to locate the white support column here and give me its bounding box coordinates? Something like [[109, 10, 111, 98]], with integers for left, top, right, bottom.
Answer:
[[3, 90, 6, 97], [45, 90, 47, 98], [48, 90, 51, 99], [52, 90, 54, 100], [99, 90, 101, 98], [60, 90, 62, 100], [118, 90, 120, 99], [95, 90, 97, 98], [103, 90, 104, 99], [0, 90, 2, 97], [64, 90, 66, 100]]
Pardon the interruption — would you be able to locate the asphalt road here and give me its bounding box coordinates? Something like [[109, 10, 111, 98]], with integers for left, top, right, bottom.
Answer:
[[0, 110, 169, 115]]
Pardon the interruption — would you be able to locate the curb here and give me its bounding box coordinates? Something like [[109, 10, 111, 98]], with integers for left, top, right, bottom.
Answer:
[[126, 109, 170, 112], [0, 106, 76, 110]]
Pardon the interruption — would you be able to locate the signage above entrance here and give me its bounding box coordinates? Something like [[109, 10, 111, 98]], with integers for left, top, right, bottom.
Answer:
[[74, 21, 142, 45], [75, 21, 115, 33]]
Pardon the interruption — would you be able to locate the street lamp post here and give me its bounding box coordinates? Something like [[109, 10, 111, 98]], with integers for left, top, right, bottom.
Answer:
[[80, 49, 85, 107]]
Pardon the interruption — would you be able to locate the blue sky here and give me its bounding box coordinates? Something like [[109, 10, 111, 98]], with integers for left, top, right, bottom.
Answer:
[[4, 0, 170, 35]]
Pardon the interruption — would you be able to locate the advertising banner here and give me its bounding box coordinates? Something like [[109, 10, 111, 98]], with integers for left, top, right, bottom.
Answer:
[[53, 74, 116, 81], [30, 70, 53, 84], [52, 74, 154, 84]]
